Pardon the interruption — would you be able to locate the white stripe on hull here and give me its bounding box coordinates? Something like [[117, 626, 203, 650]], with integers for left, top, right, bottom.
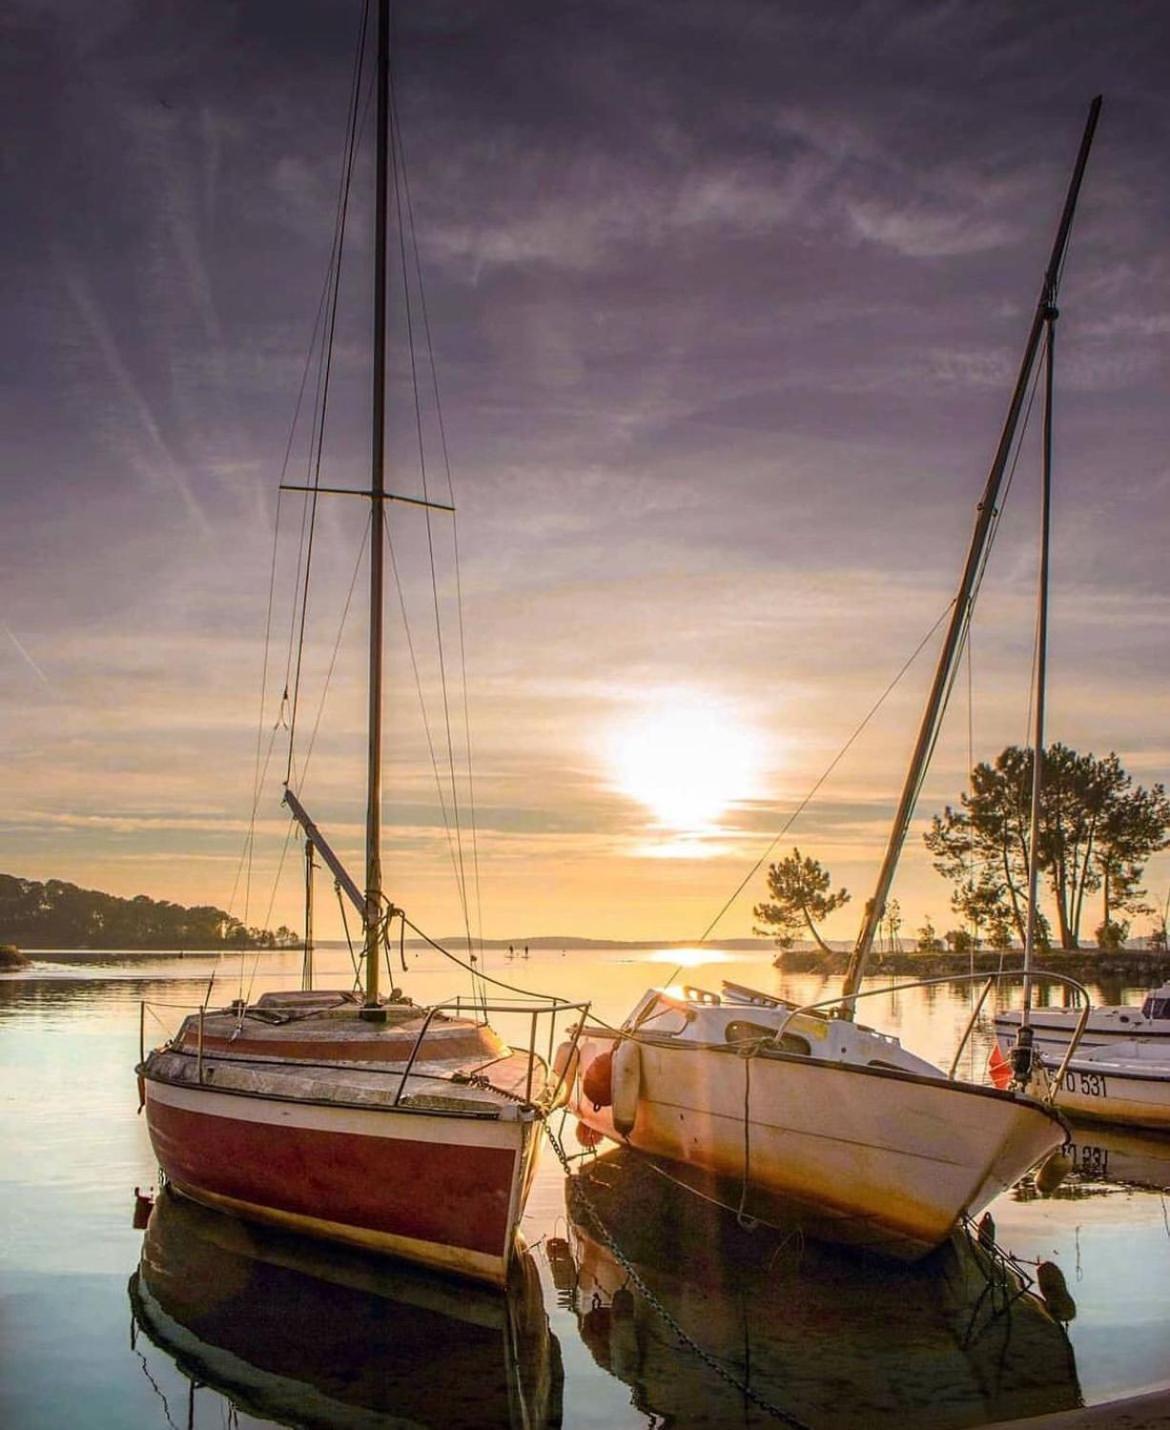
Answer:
[[146, 1075, 524, 1150]]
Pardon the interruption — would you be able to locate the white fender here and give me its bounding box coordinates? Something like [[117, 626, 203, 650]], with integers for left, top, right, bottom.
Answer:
[[611, 1038, 641, 1137], [551, 1039, 580, 1109]]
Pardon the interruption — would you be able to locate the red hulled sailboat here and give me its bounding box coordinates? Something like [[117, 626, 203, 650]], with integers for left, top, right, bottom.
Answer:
[[138, 0, 582, 1286]]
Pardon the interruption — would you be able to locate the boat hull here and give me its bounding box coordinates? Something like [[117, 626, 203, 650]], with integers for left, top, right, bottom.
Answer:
[[144, 1076, 538, 1285], [1038, 1058, 1170, 1130], [570, 1030, 1066, 1258]]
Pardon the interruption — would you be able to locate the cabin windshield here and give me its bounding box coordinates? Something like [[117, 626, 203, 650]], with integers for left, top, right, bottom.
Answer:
[[1140, 996, 1169, 1020]]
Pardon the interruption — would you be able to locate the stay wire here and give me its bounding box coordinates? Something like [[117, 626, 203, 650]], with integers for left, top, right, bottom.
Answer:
[[402, 915, 568, 1006], [823, 337, 1049, 969], [233, 16, 364, 920], [227, 0, 369, 954], [388, 99, 473, 960], [696, 600, 955, 945], [280, 1, 371, 710], [392, 83, 487, 964], [383, 512, 467, 901], [294, 517, 371, 791], [285, 0, 372, 787]]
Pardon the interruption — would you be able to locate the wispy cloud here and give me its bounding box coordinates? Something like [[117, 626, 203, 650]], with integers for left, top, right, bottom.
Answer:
[[55, 249, 211, 533], [3, 625, 52, 689]]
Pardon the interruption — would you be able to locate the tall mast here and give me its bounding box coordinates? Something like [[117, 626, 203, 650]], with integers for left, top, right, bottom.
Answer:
[[840, 97, 1101, 1014], [362, 0, 390, 1017], [1011, 305, 1056, 1086]]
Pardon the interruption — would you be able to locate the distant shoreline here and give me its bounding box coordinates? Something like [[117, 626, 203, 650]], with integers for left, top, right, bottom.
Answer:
[[12, 939, 1170, 984], [776, 946, 1170, 982], [5, 936, 775, 962]]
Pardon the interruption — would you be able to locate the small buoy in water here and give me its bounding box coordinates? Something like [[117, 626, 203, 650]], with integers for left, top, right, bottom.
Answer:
[[977, 1211, 996, 1249], [132, 1186, 155, 1230], [575, 1119, 604, 1149], [582, 1050, 614, 1110], [1035, 1148, 1074, 1196], [1036, 1259, 1077, 1323]]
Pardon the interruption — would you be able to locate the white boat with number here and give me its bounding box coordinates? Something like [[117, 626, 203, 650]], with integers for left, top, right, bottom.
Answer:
[[1034, 1039, 1170, 1129]]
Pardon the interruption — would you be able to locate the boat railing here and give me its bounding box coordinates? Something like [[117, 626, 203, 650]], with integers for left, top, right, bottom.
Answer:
[[139, 993, 590, 1110], [768, 969, 1092, 1102], [391, 997, 592, 1110]]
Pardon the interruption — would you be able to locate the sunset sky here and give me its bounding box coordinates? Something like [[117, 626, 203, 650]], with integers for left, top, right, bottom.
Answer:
[[3, 0, 1168, 945]]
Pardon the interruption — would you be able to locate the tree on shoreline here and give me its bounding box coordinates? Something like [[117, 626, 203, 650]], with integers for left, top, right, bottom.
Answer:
[[754, 849, 850, 954], [924, 745, 1170, 950]]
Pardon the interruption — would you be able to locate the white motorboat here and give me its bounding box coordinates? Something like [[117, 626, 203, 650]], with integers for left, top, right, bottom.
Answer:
[[995, 982, 1170, 1058]]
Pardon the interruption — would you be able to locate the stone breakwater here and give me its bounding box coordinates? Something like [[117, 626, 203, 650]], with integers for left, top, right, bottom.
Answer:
[[775, 946, 1170, 982]]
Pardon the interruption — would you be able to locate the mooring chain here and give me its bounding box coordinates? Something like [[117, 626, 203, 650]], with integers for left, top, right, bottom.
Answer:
[[545, 1124, 812, 1430]]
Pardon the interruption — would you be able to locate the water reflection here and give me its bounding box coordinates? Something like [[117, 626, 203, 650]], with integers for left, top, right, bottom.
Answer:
[[1064, 1123, 1170, 1193], [128, 1191, 562, 1428], [558, 1150, 1081, 1429]]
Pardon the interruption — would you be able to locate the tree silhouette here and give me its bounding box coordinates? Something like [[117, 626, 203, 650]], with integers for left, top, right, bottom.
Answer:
[[754, 848, 850, 954], [925, 745, 1170, 949]]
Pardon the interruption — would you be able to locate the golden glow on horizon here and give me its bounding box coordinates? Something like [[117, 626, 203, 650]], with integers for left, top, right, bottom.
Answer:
[[646, 946, 726, 966], [607, 695, 763, 835]]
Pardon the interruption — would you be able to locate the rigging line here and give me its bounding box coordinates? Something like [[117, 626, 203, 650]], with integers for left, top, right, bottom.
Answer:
[[292, 517, 371, 791], [383, 511, 472, 925], [242, 488, 288, 928], [871, 340, 1050, 904], [910, 344, 1048, 824], [402, 915, 569, 1005], [245, 814, 299, 1005], [285, 1, 372, 787], [394, 85, 486, 960], [280, 5, 371, 704], [227, 716, 285, 920], [696, 357, 1042, 958], [388, 102, 473, 943], [697, 600, 955, 945]]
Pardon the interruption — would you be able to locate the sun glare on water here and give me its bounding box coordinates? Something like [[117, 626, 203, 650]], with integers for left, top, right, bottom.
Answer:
[[608, 696, 762, 835]]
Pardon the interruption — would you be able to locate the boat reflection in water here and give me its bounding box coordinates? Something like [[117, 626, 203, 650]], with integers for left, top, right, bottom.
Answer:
[[128, 1190, 562, 1428], [1061, 1122, 1170, 1193], [556, 1150, 1082, 1429]]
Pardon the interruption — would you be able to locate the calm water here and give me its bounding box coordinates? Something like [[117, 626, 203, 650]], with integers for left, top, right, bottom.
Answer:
[[2, 945, 1169, 1428]]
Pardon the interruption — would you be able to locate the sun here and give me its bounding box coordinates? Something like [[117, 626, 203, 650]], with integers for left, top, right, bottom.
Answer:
[[607, 695, 762, 833]]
